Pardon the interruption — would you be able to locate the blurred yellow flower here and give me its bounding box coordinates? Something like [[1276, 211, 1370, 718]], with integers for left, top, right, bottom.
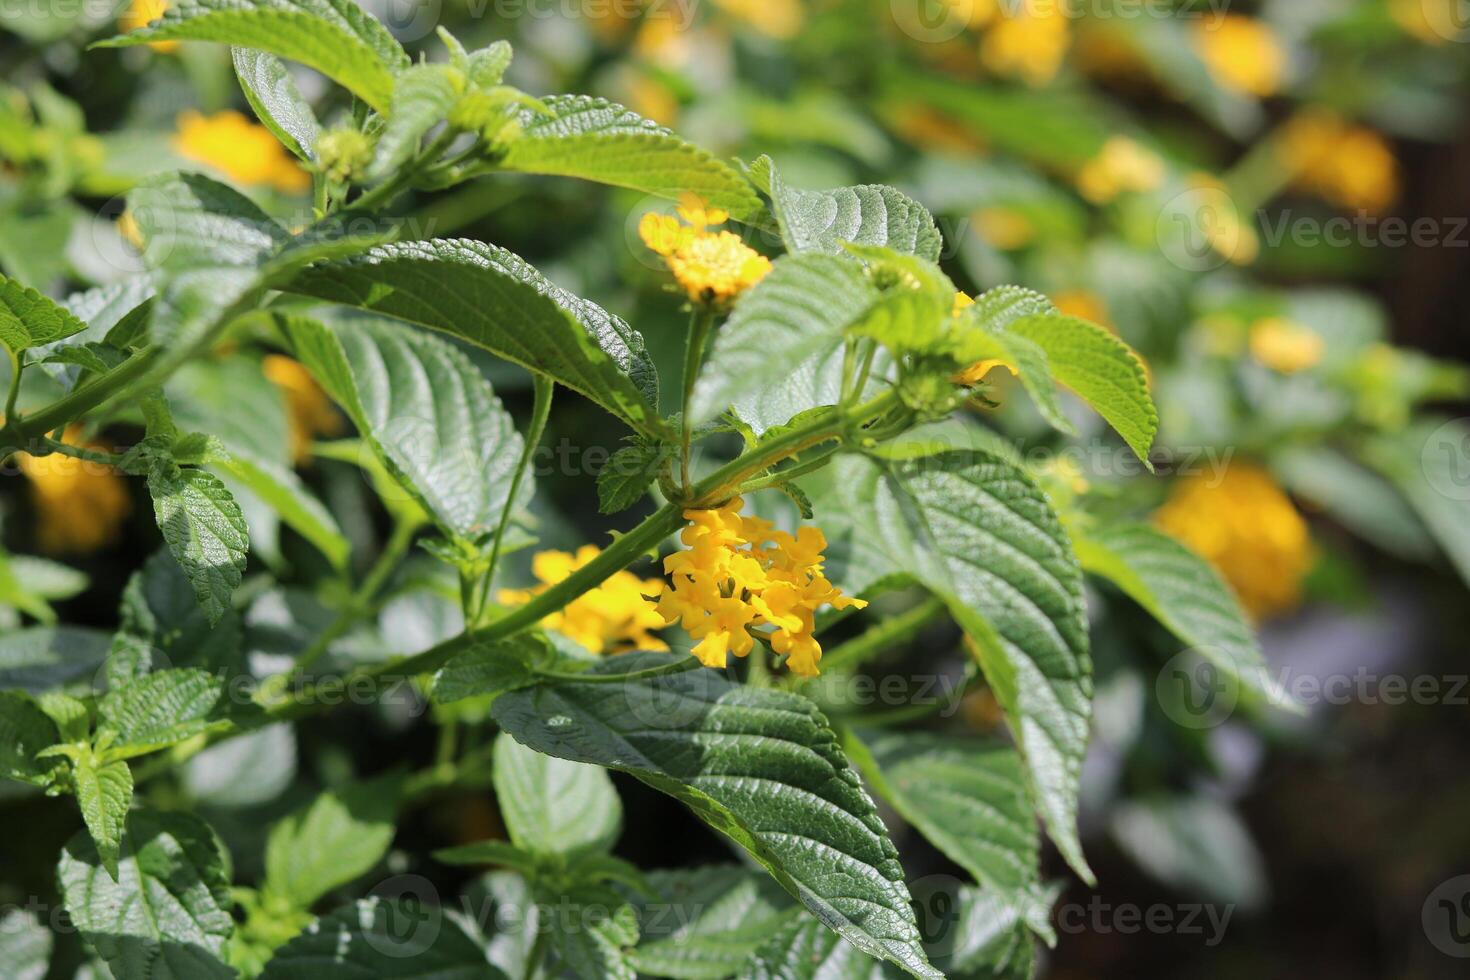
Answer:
[[1155, 464, 1312, 620], [116, 211, 143, 251], [119, 0, 179, 52], [1053, 289, 1111, 327], [634, 16, 693, 68], [712, 0, 804, 39], [656, 498, 864, 677], [263, 354, 344, 463], [886, 105, 987, 154], [981, 0, 1071, 86], [1076, 136, 1166, 204], [975, 206, 1036, 249], [500, 545, 667, 655], [626, 74, 680, 127], [1249, 317, 1324, 374], [639, 196, 771, 305], [1193, 15, 1286, 97], [173, 110, 310, 194], [17, 426, 131, 555], [1279, 111, 1398, 215], [1185, 173, 1260, 266]]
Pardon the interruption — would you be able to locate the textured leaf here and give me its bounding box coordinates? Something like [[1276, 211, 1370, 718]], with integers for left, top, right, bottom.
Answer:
[[0, 272, 86, 351], [1074, 522, 1291, 708], [117, 550, 244, 677], [0, 908, 52, 980], [431, 635, 542, 706], [369, 63, 463, 182], [1006, 314, 1157, 466], [0, 626, 111, 694], [598, 441, 665, 514], [547, 887, 639, 980], [58, 810, 235, 979], [100, 0, 407, 112], [956, 287, 1073, 435], [263, 776, 400, 909], [260, 897, 506, 979], [233, 47, 321, 162], [493, 731, 621, 859], [750, 157, 942, 262], [821, 451, 1093, 882], [492, 652, 943, 980], [40, 276, 153, 390], [73, 753, 135, 880], [97, 668, 230, 756], [738, 919, 890, 980], [0, 692, 61, 785], [213, 452, 351, 571], [627, 868, 794, 980], [148, 467, 250, 625], [691, 254, 878, 427], [851, 732, 1052, 939], [280, 314, 524, 543], [501, 96, 762, 219], [283, 239, 662, 436]]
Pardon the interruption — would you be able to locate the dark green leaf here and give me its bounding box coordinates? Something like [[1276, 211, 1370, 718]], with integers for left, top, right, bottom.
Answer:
[[627, 867, 794, 980], [0, 692, 61, 785], [598, 441, 665, 514]]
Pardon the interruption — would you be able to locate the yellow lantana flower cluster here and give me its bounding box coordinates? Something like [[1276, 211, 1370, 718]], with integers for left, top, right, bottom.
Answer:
[[656, 499, 865, 677], [639, 197, 772, 306], [1193, 15, 1286, 97], [1075, 137, 1166, 205], [500, 545, 667, 655], [1155, 464, 1313, 621], [17, 426, 131, 555], [1279, 111, 1399, 215], [173, 110, 311, 194]]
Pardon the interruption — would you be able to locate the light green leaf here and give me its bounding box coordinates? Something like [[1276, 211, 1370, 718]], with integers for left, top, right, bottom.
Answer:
[[626, 868, 794, 980], [955, 286, 1074, 435], [0, 272, 87, 352], [183, 723, 296, 809], [233, 48, 321, 162], [282, 239, 663, 437], [821, 450, 1093, 882], [691, 254, 878, 427], [493, 731, 621, 859], [369, 63, 464, 182], [1274, 446, 1435, 562], [0, 908, 52, 980], [59, 810, 235, 979], [147, 466, 250, 625], [280, 314, 524, 543], [0, 626, 111, 694], [432, 839, 540, 876], [850, 732, 1053, 940], [99, 0, 408, 112], [1074, 522, 1293, 709], [73, 752, 134, 880], [97, 668, 230, 757], [1364, 419, 1470, 589], [750, 157, 942, 262], [1006, 314, 1157, 467], [263, 776, 400, 909], [500, 96, 761, 219], [0, 692, 61, 785], [261, 896, 506, 979], [492, 653, 943, 980], [212, 451, 350, 571]]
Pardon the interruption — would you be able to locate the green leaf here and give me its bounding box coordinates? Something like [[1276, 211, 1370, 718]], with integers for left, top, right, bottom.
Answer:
[[821, 450, 1093, 882], [492, 653, 943, 980], [233, 47, 322, 162], [118, 550, 244, 677], [500, 96, 762, 219], [1006, 314, 1157, 467], [0, 272, 87, 352], [147, 466, 251, 626], [956, 287, 1074, 436], [1274, 446, 1435, 562], [850, 732, 1052, 940], [0, 908, 52, 980], [369, 63, 464, 182], [37, 691, 90, 742], [431, 635, 543, 706], [260, 896, 507, 979], [626, 868, 794, 980], [1364, 419, 1470, 589], [1073, 522, 1293, 709], [546, 886, 639, 980], [0, 626, 110, 694], [280, 314, 525, 543], [0, 692, 61, 785], [97, 668, 230, 757], [738, 919, 889, 980], [99, 0, 408, 112], [59, 810, 236, 979], [432, 839, 540, 877], [750, 157, 942, 262], [493, 731, 622, 859], [598, 441, 665, 514], [691, 254, 878, 427], [213, 452, 351, 571], [72, 752, 134, 880], [263, 776, 400, 909], [282, 240, 663, 436]]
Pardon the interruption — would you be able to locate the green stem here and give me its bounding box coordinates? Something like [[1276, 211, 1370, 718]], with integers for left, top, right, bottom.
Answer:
[[736, 445, 842, 496], [0, 347, 163, 448], [534, 655, 702, 685], [344, 128, 459, 215], [679, 307, 717, 493], [39, 438, 124, 467], [805, 595, 947, 678], [474, 373, 554, 626], [3, 345, 21, 424]]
